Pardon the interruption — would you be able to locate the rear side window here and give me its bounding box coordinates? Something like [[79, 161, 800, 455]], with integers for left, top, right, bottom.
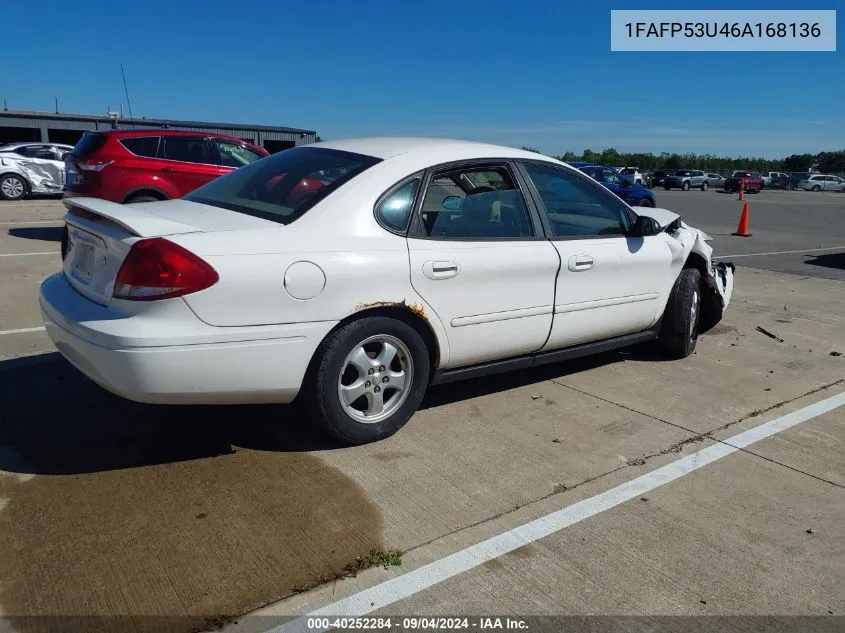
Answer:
[[70, 133, 107, 158], [185, 146, 381, 225], [120, 136, 161, 158], [376, 178, 420, 233], [162, 137, 212, 164]]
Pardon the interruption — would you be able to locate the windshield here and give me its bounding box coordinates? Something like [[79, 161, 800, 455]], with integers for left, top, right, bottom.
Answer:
[[185, 146, 381, 225], [674, 170, 692, 176]]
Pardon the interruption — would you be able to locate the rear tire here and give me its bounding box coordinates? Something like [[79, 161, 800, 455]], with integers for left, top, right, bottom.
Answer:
[[658, 268, 701, 359], [812, 185, 821, 192], [637, 197, 653, 207], [0, 174, 27, 201], [664, 185, 671, 191], [303, 317, 430, 445]]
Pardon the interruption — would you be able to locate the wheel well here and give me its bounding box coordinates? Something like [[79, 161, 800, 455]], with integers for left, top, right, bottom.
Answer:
[[0, 172, 30, 192], [122, 188, 168, 203], [683, 252, 708, 276], [332, 305, 440, 370]]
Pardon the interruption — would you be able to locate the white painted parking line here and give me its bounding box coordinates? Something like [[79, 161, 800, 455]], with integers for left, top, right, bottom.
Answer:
[[0, 252, 60, 257], [268, 391, 845, 633], [0, 220, 63, 225], [0, 326, 46, 336], [715, 245, 845, 259]]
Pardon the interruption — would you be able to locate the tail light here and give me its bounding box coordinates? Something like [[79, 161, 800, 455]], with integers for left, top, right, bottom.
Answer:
[[113, 238, 219, 301], [78, 160, 113, 171]]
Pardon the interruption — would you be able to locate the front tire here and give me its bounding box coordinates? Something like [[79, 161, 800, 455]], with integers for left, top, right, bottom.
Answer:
[[637, 197, 654, 207], [0, 174, 27, 200], [658, 268, 701, 359], [701, 181, 708, 191], [682, 181, 691, 191], [303, 317, 430, 445]]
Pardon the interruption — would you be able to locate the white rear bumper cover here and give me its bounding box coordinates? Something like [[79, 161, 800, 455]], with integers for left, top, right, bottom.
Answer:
[[39, 273, 336, 405]]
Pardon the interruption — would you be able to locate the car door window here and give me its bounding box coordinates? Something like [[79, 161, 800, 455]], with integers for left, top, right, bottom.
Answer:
[[162, 137, 212, 164], [215, 139, 265, 168], [376, 177, 420, 233], [600, 168, 620, 185], [522, 162, 631, 238], [418, 164, 534, 239]]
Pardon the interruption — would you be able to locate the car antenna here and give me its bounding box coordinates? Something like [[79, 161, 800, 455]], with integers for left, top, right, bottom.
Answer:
[[120, 63, 136, 130]]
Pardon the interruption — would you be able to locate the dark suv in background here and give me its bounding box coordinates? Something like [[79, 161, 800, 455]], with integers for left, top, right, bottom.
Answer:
[[64, 130, 268, 203]]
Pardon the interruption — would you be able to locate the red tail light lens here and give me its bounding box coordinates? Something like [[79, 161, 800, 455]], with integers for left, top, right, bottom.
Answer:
[[113, 238, 219, 301]]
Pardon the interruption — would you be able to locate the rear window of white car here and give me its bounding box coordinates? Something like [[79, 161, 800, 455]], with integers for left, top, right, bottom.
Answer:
[[186, 147, 381, 224]]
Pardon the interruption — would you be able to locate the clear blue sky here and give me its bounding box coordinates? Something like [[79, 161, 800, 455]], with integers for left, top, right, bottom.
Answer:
[[2, 0, 842, 157]]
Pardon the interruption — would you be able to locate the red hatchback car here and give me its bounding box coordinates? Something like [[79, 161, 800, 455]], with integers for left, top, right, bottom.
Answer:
[[64, 130, 269, 203]]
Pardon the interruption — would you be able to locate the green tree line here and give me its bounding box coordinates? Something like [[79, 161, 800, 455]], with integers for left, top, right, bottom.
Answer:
[[520, 147, 845, 173]]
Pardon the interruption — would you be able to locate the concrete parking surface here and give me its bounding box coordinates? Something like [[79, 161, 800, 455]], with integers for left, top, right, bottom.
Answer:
[[0, 192, 842, 633]]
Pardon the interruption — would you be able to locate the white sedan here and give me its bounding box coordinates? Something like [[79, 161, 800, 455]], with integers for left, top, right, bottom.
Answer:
[[40, 138, 735, 444]]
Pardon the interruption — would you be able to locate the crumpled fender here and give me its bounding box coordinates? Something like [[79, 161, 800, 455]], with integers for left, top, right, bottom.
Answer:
[[0, 155, 65, 194], [636, 207, 735, 324]]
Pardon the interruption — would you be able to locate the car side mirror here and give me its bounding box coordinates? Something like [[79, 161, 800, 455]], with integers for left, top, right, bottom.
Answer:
[[442, 196, 462, 211], [630, 214, 661, 237]]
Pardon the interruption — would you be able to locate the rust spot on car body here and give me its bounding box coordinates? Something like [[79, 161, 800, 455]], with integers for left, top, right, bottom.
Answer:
[[354, 299, 426, 321]]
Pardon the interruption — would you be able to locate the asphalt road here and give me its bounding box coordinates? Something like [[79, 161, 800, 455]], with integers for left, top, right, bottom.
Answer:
[[650, 188, 845, 281], [0, 197, 842, 633]]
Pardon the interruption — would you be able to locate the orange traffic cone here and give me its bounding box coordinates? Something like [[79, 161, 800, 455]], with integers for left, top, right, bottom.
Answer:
[[732, 202, 751, 237]]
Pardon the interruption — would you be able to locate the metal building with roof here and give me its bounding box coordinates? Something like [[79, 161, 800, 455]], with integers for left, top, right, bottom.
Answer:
[[0, 108, 318, 153]]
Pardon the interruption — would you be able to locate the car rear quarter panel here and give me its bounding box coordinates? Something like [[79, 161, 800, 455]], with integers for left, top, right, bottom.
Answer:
[[171, 161, 454, 365]]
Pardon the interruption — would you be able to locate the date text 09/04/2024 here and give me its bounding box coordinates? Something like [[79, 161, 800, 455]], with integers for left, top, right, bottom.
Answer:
[[305, 617, 529, 630], [624, 22, 822, 39]]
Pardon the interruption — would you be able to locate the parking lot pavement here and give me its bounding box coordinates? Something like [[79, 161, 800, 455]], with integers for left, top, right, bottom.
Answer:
[[0, 198, 843, 633], [652, 189, 845, 281]]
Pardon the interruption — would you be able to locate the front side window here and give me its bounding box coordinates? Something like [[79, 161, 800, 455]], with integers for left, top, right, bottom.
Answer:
[[418, 164, 533, 240], [522, 162, 631, 238], [215, 139, 265, 168], [162, 137, 212, 164], [186, 146, 380, 225], [376, 178, 420, 232]]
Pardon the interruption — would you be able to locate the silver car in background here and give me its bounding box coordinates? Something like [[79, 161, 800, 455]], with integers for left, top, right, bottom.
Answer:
[[797, 174, 845, 192], [662, 169, 709, 191], [0, 142, 74, 200]]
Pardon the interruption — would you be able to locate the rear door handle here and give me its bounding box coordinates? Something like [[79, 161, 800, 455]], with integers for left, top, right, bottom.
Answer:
[[423, 260, 459, 280], [568, 255, 594, 272]]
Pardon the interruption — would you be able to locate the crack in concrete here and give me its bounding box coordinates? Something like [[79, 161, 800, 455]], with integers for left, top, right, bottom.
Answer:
[[406, 378, 845, 562], [555, 378, 845, 489]]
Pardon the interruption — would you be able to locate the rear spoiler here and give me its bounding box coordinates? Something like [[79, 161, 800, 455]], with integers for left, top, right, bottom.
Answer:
[[63, 197, 200, 237]]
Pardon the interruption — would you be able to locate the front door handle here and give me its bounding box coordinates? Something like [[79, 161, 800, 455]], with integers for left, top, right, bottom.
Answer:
[[423, 260, 459, 280], [568, 255, 594, 272]]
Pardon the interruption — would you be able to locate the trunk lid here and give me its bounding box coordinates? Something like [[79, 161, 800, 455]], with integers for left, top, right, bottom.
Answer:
[[61, 197, 278, 305]]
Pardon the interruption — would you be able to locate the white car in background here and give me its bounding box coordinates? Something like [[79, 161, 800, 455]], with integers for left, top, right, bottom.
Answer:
[[797, 174, 845, 192], [0, 142, 74, 200], [40, 138, 735, 445], [619, 166, 645, 185]]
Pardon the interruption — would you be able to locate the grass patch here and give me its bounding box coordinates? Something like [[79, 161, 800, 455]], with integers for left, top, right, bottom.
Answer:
[[291, 549, 403, 594]]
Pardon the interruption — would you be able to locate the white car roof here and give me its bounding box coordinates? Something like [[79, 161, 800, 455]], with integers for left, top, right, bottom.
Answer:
[[313, 137, 549, 162], [0, 142, 74, 150]]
